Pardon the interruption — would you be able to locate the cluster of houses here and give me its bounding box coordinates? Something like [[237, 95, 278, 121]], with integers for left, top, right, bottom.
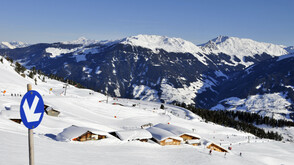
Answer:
[[2, 103, 227, 153], [56, 123, 228, 153]]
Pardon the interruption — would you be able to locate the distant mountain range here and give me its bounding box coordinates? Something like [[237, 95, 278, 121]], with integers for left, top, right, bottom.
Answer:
[[1, 34, 293, 120], [0, 41, 29, 49]]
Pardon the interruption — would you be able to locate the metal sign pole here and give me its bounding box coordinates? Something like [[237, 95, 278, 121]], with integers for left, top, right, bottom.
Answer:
[[27, 84, 35, 165]]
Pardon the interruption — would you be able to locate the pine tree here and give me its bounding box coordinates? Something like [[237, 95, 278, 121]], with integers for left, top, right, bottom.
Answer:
[[29, 71, 34, 79], [32, 66, 36, 75], [15, 62, 21, 73]]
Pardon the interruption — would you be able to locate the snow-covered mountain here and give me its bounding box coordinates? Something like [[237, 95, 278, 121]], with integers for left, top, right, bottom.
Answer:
[[0, 41, 29, 49], [61, 37, 101, 46], [0, 34, 293, 121], [121, 35, 203, 54], [200, 36, 289, 67]]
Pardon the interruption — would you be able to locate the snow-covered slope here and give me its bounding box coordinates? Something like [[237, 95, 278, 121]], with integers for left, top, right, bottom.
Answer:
[[1, 56, 294, 165], [0, 41, 29, 49]]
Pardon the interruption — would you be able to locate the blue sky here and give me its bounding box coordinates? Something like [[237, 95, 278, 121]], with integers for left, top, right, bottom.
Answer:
[[0, 0, 293, 46]]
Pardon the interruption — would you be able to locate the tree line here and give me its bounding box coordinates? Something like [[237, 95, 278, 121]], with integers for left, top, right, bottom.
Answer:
[[174, 103, 284, 141]]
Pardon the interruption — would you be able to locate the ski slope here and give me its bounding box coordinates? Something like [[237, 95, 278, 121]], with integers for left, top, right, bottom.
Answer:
[[1, 57, 294, 165]]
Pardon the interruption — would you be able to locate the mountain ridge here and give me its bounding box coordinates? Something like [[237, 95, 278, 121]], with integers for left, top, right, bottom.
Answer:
[[1, 34, 293, 121], [1, 34, 293, 57]]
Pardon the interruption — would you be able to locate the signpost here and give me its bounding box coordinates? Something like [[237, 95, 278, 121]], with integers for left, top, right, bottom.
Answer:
[[20, 84, 44, 165]]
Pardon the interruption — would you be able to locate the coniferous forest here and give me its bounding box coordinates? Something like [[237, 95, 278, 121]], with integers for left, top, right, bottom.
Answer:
[[175, 103, 286, 141]]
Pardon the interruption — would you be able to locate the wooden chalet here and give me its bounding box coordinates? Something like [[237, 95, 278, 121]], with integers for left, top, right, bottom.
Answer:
[[186, 139, 201, 146], [72, 131, 106, 141], [152, 123, 201, 145], [206, 143, 228, 152], [159, 137, 181, 146], [56, 125, 109, 142], [180, 133, 200, 141], [147, 127, 182, 146]]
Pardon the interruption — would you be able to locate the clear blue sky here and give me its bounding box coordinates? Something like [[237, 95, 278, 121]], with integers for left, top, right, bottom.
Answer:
[[0, 0, 293, 46]]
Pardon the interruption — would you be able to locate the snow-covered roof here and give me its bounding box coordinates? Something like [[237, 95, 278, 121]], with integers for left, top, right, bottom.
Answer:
[[115, 129, 152, 141], [205, 142, 228, 152], [56, 125, 109, 141], [153, 123, 201, 139], [187, 139, 201, 144], [147, 126, 182, 141]]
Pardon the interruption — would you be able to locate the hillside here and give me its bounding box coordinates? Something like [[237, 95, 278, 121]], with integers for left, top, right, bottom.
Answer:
[[1, 52, 294, 165], [210, 55, 294, 121]]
